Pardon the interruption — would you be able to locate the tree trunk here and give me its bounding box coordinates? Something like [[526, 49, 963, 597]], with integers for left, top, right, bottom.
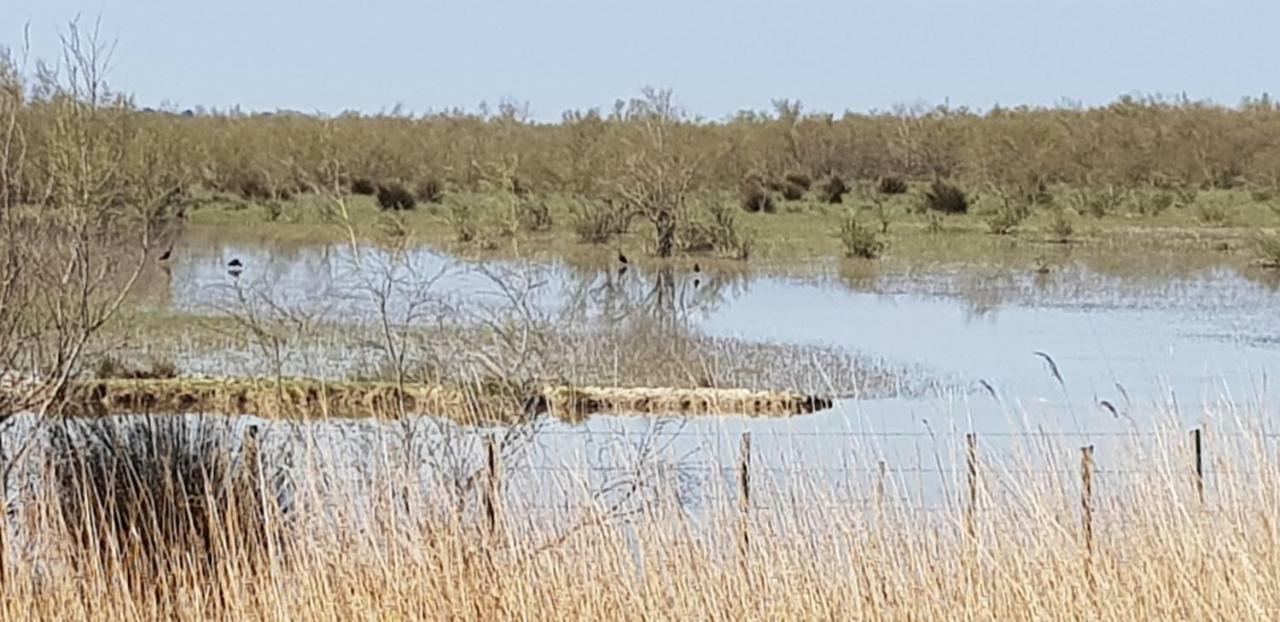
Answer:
[[653, 210, 676, 258]]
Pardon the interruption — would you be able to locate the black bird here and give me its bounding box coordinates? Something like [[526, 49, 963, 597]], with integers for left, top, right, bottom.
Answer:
[[617, 251, 629, 265], [693, 278, 701, 289], [693, 262, 701, 273], [158, 244, 173, 262], [227, 258, 243, 268]]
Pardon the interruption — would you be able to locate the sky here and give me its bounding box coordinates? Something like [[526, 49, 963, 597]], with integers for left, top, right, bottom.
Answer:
[[3, 1, 1277, 121]]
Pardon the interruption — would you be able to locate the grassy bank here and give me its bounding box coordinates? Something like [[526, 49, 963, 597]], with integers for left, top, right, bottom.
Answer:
[[178, 184, 1280, 275]]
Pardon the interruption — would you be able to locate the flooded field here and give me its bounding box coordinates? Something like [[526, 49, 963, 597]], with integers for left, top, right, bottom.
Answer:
[[74, 232, 1280, 514]]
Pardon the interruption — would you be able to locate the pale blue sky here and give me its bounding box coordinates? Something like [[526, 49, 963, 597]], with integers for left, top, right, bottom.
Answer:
[[5, 1, 1276, 120]]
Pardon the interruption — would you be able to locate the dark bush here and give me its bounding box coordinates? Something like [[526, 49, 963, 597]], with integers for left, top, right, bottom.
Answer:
[[817, 176, 849, 204], [784, 172, 813, 190], [779, 180, 805, 201], [739, 179, 776, 213], [877, 175, 909, 195], [349, 177, 377, 196], [375, 182, 417, 211], [924, 179, 969, 214], [50, 417, 285, 581], [415, 178, 445, 203]]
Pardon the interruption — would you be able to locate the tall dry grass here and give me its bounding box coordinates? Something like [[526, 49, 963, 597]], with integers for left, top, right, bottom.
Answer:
[[1, 406, 1279, 620]]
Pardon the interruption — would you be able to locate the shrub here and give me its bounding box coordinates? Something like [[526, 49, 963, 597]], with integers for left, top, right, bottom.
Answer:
[[518, 198, 553, 232], [839, 217, 885, 259], [1257, 234, 1280, 268], [817, 176, 849, 204], [784, 172, 813, 190], [349, 177, 377, 196], [779, 180, 805, 201], [1047, 208, 1074, 242], [739, 179, 776, 213], [982, 192, 1030, 235], [877, 175, 908, 195], [415, 178, 445, 203], [232, 175, 273, 201], [448, 203, 479, 242], [569, 198, 629, 244], [923, 179, 968, 214], [1069, 186, 1127, 218], [682, 202, 755, 260], [375, 182, 416, 211], [1196, 199, 1233, 226], [49, 417, 283, 580]]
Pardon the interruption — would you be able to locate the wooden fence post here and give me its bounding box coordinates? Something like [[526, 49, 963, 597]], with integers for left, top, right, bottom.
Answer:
[[738, 432, 752, 556], [965, 433, 978, 538], [876, 460, 887, 512], [1191, 428, 1204, 504], [1081, 445, 1095, 555], [484, 436, 501, 537]]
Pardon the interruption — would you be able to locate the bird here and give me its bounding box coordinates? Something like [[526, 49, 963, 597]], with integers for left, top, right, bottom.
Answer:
[[693, 278, 700, 289], [227, 258, 243, 268], [158, 244, 173, 262], [617, 251, 629, 265], [693, 262, 701, 273]]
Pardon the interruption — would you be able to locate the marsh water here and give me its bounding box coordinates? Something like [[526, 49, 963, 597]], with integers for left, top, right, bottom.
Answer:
[[112, 233, 1280, 511]]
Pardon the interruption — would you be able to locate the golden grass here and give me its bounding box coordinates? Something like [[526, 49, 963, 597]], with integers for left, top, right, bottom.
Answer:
[[1, 406, 1278, 620], [50, 377, 830, 423]]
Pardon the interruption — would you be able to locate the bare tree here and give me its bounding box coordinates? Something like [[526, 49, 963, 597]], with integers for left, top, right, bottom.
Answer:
[[615, 87, 698, 258]]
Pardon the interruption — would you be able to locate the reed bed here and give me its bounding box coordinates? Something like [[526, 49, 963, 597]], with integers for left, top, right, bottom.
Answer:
[[0, 404, 1277, 620]]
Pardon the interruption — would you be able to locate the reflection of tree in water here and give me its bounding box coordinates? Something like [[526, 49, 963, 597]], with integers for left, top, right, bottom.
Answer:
[[559, 261, 748, 329]]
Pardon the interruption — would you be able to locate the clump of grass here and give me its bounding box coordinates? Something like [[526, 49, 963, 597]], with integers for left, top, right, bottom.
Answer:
[[1196, 200, 1234, 227], [740, 177, 777, 213], [923, 179, 968, 214], [375, 182, 416, 211], [415, 178, 445, 203], [1255, 233, 1280, 268], [817, 176, 849, 204], [518, 198, 553, 232], [681, 202, 756, 259], [93, 355, 180, 380], [983, 199, 1030, 235], [1069, 186, 1127, 218], [1128, 188, 1177, 217], [1047, 207, 1074, 242], [569, 198, 629, 244], [449, 202, 480, 242], [48, 416, 283, 583], [877, 175, 908, 195], [839, 217, 885, 259]]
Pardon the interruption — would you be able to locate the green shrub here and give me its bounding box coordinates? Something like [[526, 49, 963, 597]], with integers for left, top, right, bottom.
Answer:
[[569, 198, 628, 243], [1256, 234, 1280, 268], [817, 176, 849, 204], [839, 217, 885, 259], [923, 179, 968, 214], [740, 178, 777, 213], [518, 198, 553, 232], [448, 203, 479, 242], [1047, 208, 1074, 242]]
